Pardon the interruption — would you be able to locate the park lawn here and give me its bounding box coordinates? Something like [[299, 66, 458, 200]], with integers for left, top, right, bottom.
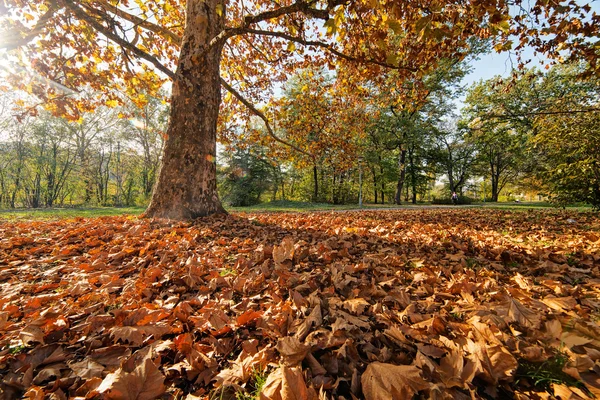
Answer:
[[0, 206, 146, 221], [1, 208, 599, 399], [0, 200, 583, 221]]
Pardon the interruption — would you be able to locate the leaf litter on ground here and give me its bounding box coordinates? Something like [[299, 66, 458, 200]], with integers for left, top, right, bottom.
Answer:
[[0, 209, 600, 399]]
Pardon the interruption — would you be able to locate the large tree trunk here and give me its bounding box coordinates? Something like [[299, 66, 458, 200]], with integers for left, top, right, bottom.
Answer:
[[145, 0, 226, 219]]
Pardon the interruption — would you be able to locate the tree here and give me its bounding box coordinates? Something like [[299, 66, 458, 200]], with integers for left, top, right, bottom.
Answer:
[[120, 95, 167, 200], [218, 143, 275, 206], [463, 77, 532, 202], [364, 57, 470, 204], [529, 65, 600, 208], [1, 1, 599, 219], [429, 120, 477, 196], [274, 69, 366, 203]]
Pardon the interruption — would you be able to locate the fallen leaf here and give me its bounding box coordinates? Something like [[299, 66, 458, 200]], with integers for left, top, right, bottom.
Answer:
[[506, 296, 541, 329], [361, 362, 430, 400], [97, 353, 165, 400]]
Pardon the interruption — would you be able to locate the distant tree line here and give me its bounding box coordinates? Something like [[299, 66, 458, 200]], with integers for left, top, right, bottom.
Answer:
[[1, 62, 598, 210], [0, 95, 166, 208], [219, 61, 600, 209]]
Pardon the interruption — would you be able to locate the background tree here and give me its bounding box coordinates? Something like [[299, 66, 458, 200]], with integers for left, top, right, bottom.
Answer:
[[429, 120, 477, 196], [218, 143, 276, 206], [529, 65, 600, 208], [463, 78, 532, 201], [274, 69, 367, 203]]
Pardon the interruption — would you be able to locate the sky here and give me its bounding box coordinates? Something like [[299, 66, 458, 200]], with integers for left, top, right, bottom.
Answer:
[[454, 45, 552, 113]]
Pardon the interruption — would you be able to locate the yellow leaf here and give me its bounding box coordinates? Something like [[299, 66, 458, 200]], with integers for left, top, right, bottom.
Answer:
[[387, 20, 402, 35], [324, 19, 337, 35]]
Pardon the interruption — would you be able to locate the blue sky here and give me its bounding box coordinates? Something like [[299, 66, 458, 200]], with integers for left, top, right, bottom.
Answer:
[[455, 46, 550, 112]]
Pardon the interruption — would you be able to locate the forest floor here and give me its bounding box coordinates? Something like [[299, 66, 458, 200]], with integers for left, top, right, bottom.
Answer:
[[1, 209, 600, 399]]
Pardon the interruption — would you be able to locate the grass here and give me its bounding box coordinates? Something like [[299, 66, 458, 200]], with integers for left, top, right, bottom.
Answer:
[[0, 200, 594, 221], [209, 368, 268, 400], [516, 352, 587, 393], [0, 206, 145, 221], [236, 369, 268, 400], [480, 201, 592, 211], [228, 199, 367, 213]]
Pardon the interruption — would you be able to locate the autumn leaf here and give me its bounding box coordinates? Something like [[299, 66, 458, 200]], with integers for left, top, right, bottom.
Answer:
[[69, 359, 105, 379], [273, 237, 294, 267], [97, 353, 165, 400], [361, 362, 430, 400], [260, 366, 316, 400], [276, 337, 311, 366], [1, 210, 600, 398], [505, 296, 541, 329], [110, 325, 171, 346]]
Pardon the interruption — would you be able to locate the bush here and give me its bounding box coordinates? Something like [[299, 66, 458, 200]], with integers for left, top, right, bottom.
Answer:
[[431, 196, 474, 205]]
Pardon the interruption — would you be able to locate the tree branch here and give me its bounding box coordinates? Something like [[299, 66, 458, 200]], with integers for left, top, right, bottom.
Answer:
[[62, 0, 175, 79], [239, 28, 417, 71], [0, 1, 61, 50], [242, 0, 334, 26], [83, 0, 182, 46], [220, 77, 313, 158], [487, 108, 600, 119]]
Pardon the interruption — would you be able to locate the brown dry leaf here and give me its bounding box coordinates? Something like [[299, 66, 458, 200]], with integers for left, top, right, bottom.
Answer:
[[276, 337, 311, 366], [331, 309, 370, 332], [552, 383, 588, 400], [19, 326, 45, 346], [69, 359, 105, 379], [97, 353, 165, 400], [341, 298, 370, 315], [2, 209, 600, 398], [581, 372, 600, 397], [295, 304, 322, 340], [273, 237, 294, 267], [361, 362, 430, 400], [110, 325, 171, 346], [562, 332, 593, 349], [546, 319, 563, 340], [506, 296, 541, 329], [520, 346, 546, 362], [259, 366, 316, 400], [542, 296, 577, 312]]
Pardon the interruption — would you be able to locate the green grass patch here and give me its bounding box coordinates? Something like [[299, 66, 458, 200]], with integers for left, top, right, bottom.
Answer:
[[480, 201, 592, 211], [236, 368, 268, 400], [228, 200, 364, 213], [516, 352, 586, 393], [0, 206, 145, 221]]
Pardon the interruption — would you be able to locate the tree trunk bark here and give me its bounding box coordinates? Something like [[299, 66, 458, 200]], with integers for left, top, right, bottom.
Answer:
[[145, 0, 226, 219], [379, 155, 385, 204], [312, 164, 318, 202], [395, 148, 407, 205], [370, 165, 377, 204]]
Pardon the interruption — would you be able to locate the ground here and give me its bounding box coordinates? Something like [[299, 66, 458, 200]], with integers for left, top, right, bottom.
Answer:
[[0, 209, 599, 399]]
